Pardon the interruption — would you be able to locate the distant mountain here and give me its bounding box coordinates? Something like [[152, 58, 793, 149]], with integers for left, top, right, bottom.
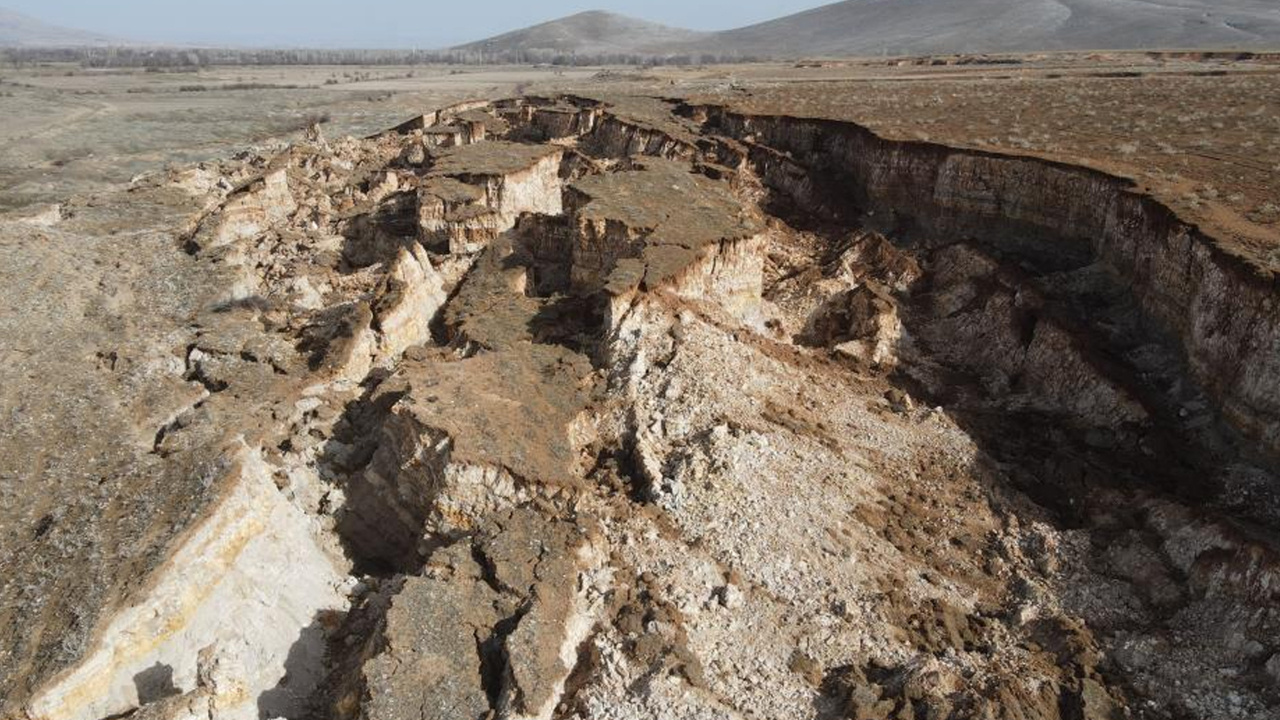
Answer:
[[693, 0, 1280, 57], [451, 10, 708, 58], [0, 7, 121, 47], [455, 0, 1280, 59]]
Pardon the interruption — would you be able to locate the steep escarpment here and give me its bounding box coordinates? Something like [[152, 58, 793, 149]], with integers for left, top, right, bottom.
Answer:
[[694, 105, 1280, 468], [6, 92, 1280, 720]]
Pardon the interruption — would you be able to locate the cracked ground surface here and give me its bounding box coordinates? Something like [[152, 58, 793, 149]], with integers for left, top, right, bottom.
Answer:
[[2, 56, 1280, 720]]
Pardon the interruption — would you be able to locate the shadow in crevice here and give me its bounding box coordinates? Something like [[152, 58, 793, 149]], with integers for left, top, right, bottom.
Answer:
[[338, 190, 420, 272], [256, 614, 344, 720], [133, 662, 179, 706], [318, 368, 413, 577], [527, 293, 607, 358], [501, 216, 613, 364], [311, 577, 406, 720]]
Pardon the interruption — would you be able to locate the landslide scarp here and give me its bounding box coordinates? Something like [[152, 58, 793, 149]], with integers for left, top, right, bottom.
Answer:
[[4, 91, 1279, 720]]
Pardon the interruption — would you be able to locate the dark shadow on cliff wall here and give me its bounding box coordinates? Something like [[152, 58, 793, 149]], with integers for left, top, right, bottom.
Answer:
[[133, 662, 179, 706], [257, 614, 346, 720]]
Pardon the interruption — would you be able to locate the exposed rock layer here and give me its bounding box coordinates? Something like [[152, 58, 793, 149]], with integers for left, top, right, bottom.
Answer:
[[697, 105, 1280, 461]]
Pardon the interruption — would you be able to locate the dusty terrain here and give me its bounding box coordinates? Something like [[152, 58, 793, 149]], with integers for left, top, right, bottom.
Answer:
[[1, 54, 1279, 720], [0, 64, 596, 211]]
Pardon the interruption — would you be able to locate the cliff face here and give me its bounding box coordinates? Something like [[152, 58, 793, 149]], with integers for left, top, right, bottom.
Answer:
[[189, 168, 296, 253], [702, 107, 1280, 462], [27, 449, 351, 720], [418, 142, 564, 254]]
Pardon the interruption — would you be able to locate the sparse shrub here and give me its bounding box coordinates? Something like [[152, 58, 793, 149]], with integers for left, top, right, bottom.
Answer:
[[1249, 202, 1279, 224]]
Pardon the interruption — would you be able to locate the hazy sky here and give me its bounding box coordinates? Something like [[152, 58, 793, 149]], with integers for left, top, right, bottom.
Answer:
[[6, 1, 833, 48]]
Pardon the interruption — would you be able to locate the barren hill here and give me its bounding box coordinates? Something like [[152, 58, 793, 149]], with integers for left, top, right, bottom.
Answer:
[[695, 0, 1280, 57], [0, 7, 119, 47], [452, 10, 708, 58], [458, 0, 1280, 59]]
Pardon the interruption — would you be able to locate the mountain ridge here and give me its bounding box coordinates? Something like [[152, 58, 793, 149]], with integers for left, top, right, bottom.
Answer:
[[452, 10, 709, 58], [0, 6, 122, 47], [453, 0, 1280, 59]]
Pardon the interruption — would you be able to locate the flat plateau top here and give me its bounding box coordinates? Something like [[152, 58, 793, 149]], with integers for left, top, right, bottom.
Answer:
[[428, 140, 563, 177], [571, 157, 762, 287]]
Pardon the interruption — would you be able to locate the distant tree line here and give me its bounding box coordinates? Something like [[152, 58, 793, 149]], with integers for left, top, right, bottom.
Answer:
[[0, 46, 766, 69]]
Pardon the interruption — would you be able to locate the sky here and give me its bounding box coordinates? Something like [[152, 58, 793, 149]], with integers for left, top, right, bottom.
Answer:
[[6, 1, 833, 48]]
